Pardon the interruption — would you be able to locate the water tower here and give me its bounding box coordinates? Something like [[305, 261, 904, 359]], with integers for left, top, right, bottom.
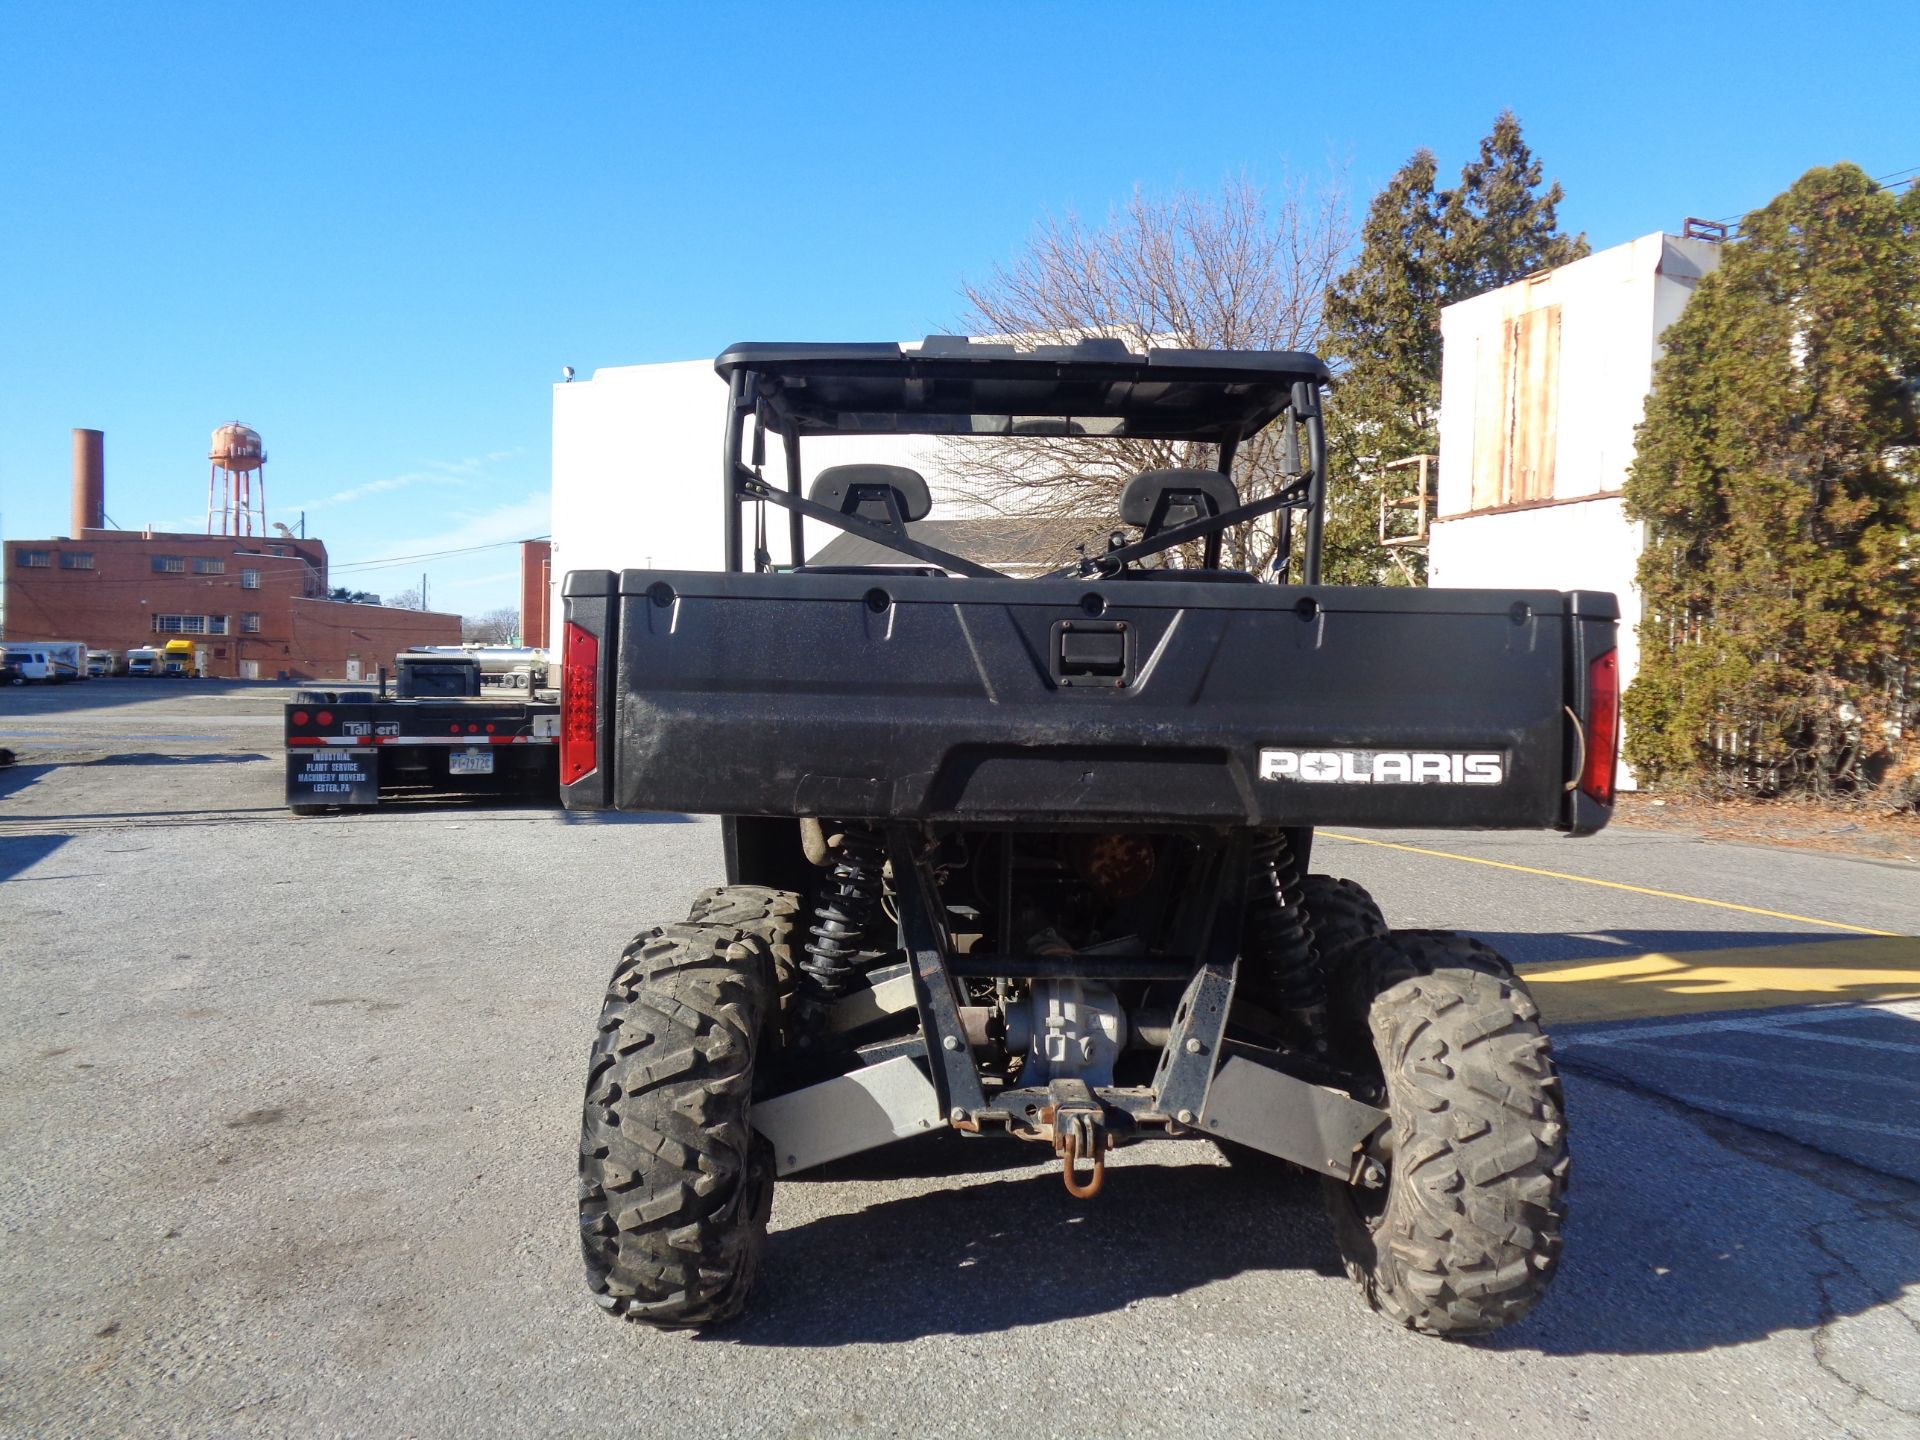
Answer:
[[207, 422, 268, 536]]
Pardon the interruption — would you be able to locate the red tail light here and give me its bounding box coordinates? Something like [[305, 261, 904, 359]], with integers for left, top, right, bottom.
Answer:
[[561, 621, 599, 787], [1581, 649, 1619, 805]]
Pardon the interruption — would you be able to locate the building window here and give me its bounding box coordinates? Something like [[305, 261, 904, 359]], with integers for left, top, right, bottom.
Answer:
[[241, 612, 261, 633], [59, 551, 95, 569], [152, 555, 186, 573], [153, 614, 208, 635], [241, 568, 260, 589], [208, 615, 229, 635], [270, 545, 286, 556], [192, 557, 226, 574], [16, 550, 51, 568]]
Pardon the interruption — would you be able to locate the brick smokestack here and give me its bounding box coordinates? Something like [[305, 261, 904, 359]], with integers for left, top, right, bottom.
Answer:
[[71, 428, 105, 536]]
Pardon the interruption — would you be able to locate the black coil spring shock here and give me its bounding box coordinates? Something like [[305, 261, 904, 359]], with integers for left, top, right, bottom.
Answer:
[[801, 828, 886, 1001], [1244, 832, 1327, 1035]]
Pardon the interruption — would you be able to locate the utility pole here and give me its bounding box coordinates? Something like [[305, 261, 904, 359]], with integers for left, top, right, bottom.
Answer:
[[422, 572, 428, 611]]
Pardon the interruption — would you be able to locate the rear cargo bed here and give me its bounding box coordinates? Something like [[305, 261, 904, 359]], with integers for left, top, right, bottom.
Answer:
[[564, 569, 1616, 832]]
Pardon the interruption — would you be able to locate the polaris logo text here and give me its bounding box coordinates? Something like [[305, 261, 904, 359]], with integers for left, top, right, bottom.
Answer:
[[1259, 750, 1504, 785]]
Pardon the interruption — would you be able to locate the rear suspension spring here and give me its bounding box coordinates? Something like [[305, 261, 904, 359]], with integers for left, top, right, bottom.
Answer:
[[801, 827, 886, 1000], [1244, 832, 1327, 1036]]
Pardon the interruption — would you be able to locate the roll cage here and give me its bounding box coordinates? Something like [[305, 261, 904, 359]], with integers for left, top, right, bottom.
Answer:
[[713, 336, 1333, 583]]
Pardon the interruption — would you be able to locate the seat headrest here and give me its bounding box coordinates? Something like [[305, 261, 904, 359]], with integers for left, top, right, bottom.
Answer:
[[1119, 468, 1241, 531], [809, 464, 933, 524]]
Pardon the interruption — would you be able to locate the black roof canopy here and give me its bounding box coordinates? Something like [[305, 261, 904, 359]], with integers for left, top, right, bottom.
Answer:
[[714, 336, 1329, 441]]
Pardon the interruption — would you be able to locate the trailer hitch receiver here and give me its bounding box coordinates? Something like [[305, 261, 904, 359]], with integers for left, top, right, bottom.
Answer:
[[1044, 1078, 1111, 1199]]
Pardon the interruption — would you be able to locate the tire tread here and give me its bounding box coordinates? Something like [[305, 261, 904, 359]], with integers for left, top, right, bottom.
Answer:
[[578, 920, 774, 1327], [1327, 929, 1569, 1337]]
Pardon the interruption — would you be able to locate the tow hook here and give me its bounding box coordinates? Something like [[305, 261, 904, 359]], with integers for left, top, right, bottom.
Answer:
[[1044, 1079, 1111, 1199]]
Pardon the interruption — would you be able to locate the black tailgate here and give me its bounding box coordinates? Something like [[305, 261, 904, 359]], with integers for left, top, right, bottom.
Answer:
[[568, 569, 1615, 832]]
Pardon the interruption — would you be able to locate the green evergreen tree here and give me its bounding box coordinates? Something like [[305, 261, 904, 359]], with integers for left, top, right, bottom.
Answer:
[[1322, 112, 1585, 584], [1624, 163, 1920, 797], [1440, 112, 1587, 295], [1320, 151, 1444, 583]]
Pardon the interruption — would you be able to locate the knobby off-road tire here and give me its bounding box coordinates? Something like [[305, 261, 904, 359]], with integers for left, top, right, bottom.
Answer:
[[1325, 930, 1568, 1337], [686, 885, 800, 988], [579, 921, 776, 1328], [686, 884, 805, 1043], [1302, 873, 1390, 1061], [1299, 873, 1388, 958]]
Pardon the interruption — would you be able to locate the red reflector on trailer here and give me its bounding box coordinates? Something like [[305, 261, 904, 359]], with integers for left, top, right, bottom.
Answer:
[[561, 621, 599, 786], [316, 710, 333, 726], [1581, 649, 1620, 805], [291, 710, 309, 725]]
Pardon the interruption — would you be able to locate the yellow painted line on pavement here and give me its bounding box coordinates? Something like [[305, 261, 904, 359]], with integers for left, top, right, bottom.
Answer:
[[1318, 831, 1901, 937], [1518, 936, 1920, 1025]]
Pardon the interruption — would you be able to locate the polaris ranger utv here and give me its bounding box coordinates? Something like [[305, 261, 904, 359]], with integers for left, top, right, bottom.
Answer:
[[560, 337, 1618, 1337]]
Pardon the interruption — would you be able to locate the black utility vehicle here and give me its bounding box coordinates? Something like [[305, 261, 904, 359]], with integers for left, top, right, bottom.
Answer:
[[561, 337, 1619, 1336]]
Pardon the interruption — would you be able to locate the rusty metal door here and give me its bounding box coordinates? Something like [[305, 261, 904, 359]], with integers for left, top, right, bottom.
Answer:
[[1471, 303, 1561, 511]]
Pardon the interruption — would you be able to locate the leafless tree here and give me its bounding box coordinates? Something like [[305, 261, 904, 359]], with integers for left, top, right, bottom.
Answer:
[[461, 607, 520, 644], [386, 586, 425, 611], [950, 170, 1353, 573]]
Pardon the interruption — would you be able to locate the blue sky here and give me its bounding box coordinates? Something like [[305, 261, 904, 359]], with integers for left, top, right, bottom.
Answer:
[[2, 2, 1913, 615]]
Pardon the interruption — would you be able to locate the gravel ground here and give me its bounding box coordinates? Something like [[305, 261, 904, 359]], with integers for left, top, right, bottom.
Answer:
[[2, 681, 1917, 1439]]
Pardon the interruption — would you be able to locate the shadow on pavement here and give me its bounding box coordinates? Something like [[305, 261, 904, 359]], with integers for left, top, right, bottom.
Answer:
[[0, 677, 285, 716], [1474, 928, 1845, 964], [82, 752, 267, 767], [0, 832, 68, 883], [729, 1151, 1338, 1346], [732, 1057, 1920, 1355], [0, 763, 56, 802], [1483, 1062, 1920, 1358], [551, 809, 692, 826]]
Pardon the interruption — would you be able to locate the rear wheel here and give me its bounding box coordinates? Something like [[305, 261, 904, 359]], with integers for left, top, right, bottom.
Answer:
[[687, 884, 802, 1035], [1300, 874, 1388, 959], [1324, 930, 1568, 1337], [578, 920, 775, 1327]]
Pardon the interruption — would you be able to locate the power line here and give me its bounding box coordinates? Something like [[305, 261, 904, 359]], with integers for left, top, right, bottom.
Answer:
[[327, 534, 549, 575], [1707, 160, 1918, 231]]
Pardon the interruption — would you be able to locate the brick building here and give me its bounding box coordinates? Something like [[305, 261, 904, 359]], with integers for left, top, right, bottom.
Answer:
[[519, 538, 551, 646], [4, 527, 460, 680]]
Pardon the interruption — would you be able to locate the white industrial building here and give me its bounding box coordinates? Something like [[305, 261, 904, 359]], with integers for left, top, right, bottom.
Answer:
[[1429, 231, 1724, 785], [548, 357, 968, 647]]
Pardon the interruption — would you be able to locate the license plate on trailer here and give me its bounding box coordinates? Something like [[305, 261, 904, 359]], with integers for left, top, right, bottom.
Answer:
[[449, 747, 495, 775]]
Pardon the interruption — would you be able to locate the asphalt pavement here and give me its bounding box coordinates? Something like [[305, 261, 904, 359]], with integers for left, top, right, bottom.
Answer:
[[2, 680, 1918, 1438]]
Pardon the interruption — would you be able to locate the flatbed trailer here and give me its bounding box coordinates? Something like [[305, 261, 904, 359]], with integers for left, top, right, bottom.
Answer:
[[283, 654, 558, 813]]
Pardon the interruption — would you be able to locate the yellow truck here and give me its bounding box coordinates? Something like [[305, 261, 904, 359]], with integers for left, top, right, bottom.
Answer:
[[159, 639, 203, 678]]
